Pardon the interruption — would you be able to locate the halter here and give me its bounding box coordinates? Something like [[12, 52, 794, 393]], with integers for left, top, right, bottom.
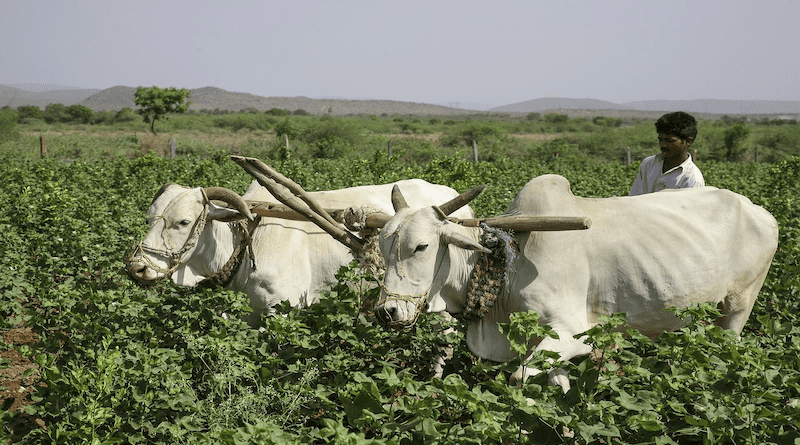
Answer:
[[376, 223, 446, 330], [127, 189, 257, 286]]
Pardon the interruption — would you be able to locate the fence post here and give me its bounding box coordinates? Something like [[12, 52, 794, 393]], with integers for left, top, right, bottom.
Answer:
[[40, 135, 47, 158], [626, 146, 631, 165], [170, 137, 177, 159], [387, 140, 393, 157], [472, 139, 478, 163]]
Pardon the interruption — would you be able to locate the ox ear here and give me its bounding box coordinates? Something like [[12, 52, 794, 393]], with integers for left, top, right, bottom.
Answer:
[[207, 202, 249, 222], [442, 232, 491, 254]]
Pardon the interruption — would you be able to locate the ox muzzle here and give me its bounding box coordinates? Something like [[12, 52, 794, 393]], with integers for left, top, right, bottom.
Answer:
[[374, 283, 431, 330]]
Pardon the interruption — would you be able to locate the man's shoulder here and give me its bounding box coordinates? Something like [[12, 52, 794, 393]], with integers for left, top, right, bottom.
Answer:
[[639, 154, 662, 168]]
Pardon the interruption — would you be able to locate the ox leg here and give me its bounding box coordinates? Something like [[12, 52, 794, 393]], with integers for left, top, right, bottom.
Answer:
[[432, 312, 455, 379], [510, 334, 592, 393], [715, 264, 770, 336], [716, 275, 766, 336]]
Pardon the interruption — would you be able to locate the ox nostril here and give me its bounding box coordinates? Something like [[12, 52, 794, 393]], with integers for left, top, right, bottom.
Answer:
[[128, 262, 147, 279], [376, 305, 397, 324]]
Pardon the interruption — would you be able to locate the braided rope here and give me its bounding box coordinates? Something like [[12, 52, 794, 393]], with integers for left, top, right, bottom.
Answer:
[[126, 202, 210, 285], [460, 224, 517, 321], [198, 216, 261, 288]]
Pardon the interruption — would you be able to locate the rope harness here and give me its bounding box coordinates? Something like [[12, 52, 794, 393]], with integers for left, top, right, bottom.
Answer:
[[127, 190, 259, 287], [375, 216, 446, 330], [460, 224, 517, 321], [376, 222, 518, 328], [198, 216, 260, 288]]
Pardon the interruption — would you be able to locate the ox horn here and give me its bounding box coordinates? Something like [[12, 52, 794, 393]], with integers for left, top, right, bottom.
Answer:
[[391, 184, 409, 212], [203, 187, 255, 221], [437, 185, 485, 216]]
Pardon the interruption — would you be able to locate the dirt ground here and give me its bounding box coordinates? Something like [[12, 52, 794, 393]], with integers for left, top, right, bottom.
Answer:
[[1, 325, 45, 434]]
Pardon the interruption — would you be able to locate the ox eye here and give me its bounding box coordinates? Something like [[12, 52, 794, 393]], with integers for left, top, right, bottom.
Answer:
[[414, 244, 428, 253], [178, 219, 192, 227]]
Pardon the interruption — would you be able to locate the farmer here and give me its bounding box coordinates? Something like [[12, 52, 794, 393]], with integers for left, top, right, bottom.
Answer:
[[628, 111, 705, 196]]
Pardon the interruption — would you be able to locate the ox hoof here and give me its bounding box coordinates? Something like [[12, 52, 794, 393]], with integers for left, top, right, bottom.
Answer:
[[509, 366, 571, 393], [509, 366, 542, 387], [547, 368, 571, 393]]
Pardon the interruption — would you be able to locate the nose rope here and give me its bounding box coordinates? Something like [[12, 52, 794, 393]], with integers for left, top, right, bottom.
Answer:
[[377, 229, 446, 329], [126, 191, 211, 283]]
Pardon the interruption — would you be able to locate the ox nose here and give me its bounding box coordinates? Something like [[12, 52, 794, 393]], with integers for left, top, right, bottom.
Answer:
[[126, 260, 149, 281], [375, 304, 397, 325]]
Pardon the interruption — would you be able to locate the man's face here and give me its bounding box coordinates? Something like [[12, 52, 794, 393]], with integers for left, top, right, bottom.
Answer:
[[658, 133, 693, 160]]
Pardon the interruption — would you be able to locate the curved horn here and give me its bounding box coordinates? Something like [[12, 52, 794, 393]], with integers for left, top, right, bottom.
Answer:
[[438, 185, 485, 216], [203, 187, 255, 221], [391, 185, 409, 212]]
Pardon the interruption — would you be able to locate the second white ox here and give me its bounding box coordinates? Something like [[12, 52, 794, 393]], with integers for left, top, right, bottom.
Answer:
[[127, 179, 474, 327], [375, 174, 778, 392]]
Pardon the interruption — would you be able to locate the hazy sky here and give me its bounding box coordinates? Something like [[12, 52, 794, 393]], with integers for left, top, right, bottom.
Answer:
[[2, 0, 799, 108]]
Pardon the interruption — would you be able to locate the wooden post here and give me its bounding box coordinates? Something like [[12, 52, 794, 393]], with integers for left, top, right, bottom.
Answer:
[[39, 135, 47, 158], [626, 146, 631, 165], [387, 140, 393, 157], [754, 147, 759, 163], [472, 139, 478, 163], [693, 148, 698, 161], [284, 134, 289, 150], [170, 137, 177, 159]]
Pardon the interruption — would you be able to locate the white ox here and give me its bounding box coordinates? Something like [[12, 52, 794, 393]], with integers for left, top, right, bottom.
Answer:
[[375, 174, 778, 392], [127, 179, 474, 327]]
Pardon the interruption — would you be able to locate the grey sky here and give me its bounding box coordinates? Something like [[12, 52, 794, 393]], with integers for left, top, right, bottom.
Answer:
[[2, 0, 799, 108]]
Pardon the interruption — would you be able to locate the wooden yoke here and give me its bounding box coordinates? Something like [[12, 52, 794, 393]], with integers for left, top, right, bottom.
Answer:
[[230, 156, 366, 252], [232, 156, 592, 251]]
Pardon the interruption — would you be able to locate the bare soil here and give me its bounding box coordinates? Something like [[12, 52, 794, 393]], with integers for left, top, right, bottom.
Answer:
[[1, 325, 45, 435]]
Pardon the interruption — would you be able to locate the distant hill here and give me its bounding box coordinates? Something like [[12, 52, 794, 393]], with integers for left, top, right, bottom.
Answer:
[[0, 85, 101, 108], [76, 86, 472, 116], [5, 84, 800, 118], [491, 97, 800, 118]]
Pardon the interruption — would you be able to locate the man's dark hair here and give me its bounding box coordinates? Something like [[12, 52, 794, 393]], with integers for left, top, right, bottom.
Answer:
[[655, 111, 697, 140]]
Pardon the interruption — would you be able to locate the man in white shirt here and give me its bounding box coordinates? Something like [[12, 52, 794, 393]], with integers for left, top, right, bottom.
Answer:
[[629, 111, 705, 196]]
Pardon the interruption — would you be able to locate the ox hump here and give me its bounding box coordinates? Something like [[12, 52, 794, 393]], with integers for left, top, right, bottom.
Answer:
[[508, 174, 574, 214]]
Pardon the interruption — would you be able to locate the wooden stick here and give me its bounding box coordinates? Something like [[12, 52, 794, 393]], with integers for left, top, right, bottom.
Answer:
[[231, 157, 365, 251], [449, 215, 591, 231], [250, 201, 590, 233], [236, 156, 341, 228]]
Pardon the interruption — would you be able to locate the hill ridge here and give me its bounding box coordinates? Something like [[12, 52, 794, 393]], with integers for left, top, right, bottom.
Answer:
[[3, 84, 800, 117]]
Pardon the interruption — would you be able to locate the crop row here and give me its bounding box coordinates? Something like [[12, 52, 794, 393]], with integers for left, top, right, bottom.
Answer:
[[1, 153, 799, 444]]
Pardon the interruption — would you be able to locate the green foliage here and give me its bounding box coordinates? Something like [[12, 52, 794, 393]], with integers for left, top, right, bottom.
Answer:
[[544, 113, 569, 123], [722, 123, 751, 161], [1, 124, 799, 443], [66, 104, 94, 124], [0, 117, 800, 444], [134, 86, 192, 135], [114, 107, 137, 123], [42, 103, 67, 124], [0, 108, 19, 143], [16, 105, 42, 122]]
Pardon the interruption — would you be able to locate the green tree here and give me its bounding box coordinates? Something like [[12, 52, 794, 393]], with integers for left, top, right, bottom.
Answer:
[[114, 107, 137, 123], [16, 105, 42, 121], [133, 86, 191, 135], [723, 123, 751, 161], [43, 103, 67, 123], [0, 108, 19, 142], [66, 104, 94, 124]]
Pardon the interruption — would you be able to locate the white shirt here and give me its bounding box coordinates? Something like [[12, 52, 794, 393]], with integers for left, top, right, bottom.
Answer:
[[628, 154, 705, 196]]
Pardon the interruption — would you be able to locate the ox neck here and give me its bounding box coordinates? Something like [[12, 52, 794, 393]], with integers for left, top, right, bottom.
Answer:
[[190, 220, 239, 277], [431, 227, 484, 314]]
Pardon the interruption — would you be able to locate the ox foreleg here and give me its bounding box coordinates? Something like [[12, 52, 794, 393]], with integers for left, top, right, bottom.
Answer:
[[509, 334, 592, 393], [432, 312, 456, 379]]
